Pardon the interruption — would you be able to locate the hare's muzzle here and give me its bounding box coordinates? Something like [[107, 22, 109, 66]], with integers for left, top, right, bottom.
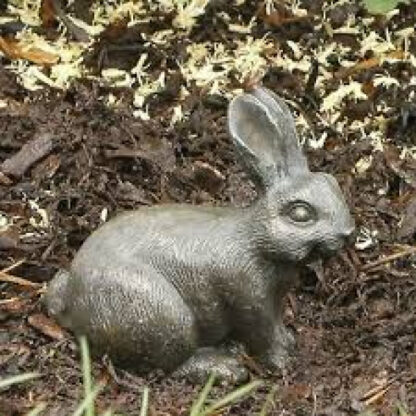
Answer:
[[338, 214, 356, 246], [313, 224, 355, 260], [341, 226, 356, 246]]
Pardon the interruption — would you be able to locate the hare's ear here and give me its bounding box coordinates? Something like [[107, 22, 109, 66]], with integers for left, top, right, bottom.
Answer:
[[228, 87, 308, 189]]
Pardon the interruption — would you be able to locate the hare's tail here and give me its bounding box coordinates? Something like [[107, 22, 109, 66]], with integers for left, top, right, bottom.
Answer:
[[44, 269, 70, 317]]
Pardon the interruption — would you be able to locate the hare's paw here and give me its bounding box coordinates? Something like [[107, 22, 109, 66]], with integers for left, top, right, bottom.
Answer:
[[259, 344, 289, 371], [259, 325, 295, 371], [172, 347, 248, 384]]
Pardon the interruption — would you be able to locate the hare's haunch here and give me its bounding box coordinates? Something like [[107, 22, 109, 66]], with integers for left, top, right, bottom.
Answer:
[[46, 87, 355, 383]]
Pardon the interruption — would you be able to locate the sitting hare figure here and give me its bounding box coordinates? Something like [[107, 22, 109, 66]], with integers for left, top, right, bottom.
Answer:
[[46, 87, 355, 383]]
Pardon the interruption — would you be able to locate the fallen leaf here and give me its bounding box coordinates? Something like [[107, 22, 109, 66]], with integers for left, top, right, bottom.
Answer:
[[28, 313, 67, 340], [0, 36, 59, 66], [334, 50, 405, 80]]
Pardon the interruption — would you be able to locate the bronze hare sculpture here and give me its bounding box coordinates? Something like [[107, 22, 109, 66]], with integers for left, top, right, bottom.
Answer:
[[46, 87, 355, 383]]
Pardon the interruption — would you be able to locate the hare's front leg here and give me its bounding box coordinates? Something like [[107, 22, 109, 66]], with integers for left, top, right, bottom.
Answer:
[[244, 319, 294, 371], [234, 300, 295, 371], [257, 322, 295, 370], [256, 294, 296, 370], [270, 294, 296, 353]]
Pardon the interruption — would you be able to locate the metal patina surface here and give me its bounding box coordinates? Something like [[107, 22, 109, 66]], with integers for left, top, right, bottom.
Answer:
[[45, 87, 355, 383]]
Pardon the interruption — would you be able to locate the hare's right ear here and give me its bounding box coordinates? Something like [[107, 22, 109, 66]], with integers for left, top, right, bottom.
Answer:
[[228, 87, 308, 190]]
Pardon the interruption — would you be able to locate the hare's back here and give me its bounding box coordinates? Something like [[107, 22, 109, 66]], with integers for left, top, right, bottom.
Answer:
[[72, 204, 233, 271]]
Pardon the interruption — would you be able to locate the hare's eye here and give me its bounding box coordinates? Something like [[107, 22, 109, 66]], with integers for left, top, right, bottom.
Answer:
[[288, 202, 315, 223]]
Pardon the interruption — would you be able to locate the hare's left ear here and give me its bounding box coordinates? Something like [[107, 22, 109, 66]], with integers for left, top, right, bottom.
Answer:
[[228, 87, 309, 189]]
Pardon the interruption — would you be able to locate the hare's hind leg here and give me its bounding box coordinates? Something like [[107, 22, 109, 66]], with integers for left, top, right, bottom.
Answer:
[[52, 264, 199, 374], [45, 269, 69, 316], [93, 265, 248, 383]]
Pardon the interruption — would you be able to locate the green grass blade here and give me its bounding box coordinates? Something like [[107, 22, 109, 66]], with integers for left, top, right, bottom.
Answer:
[[258, 385, 277, 416], [71, 384, 103, 416], [0, 372, 40, 389], [139, 387, 150, 416], [80, 336, 95, 416], [202, 379, 262, 416], [362, 0, 410, 14], [397, 403, 410, 416], [190, 373, 216, 416], [25, 402, 47, 416]]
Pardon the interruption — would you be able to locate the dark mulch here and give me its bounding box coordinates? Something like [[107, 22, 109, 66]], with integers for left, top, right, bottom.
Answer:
[[1, 1, 416, 415]]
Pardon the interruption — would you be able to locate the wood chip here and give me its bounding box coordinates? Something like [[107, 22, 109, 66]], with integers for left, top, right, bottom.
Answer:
[[192, 161, 225, 194], [0, 172, 12, 185], [257, 3, 310, 28], [0, 228, 19, 250], [28, 313, 67, 340], [0, 297, 29, 312], [397, 195, 416, 239], [40, 0, 59, 28], [49, 0, 90, 42], [0, 133, 54, 178], [31, 154, 61, 180]]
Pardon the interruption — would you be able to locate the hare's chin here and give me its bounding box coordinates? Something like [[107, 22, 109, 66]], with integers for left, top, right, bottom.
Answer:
[[306, 243, 343, 262]]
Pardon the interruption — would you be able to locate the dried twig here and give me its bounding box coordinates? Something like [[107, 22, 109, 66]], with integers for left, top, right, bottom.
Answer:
[[361, 376, 397, 406], [364, 386, 389, 406], [361, 377, 397, 401], [0, 297, 19, 305], [0, 271, 41, 288], [2, 258, 25, 273], [360, 246, 416, 272]]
